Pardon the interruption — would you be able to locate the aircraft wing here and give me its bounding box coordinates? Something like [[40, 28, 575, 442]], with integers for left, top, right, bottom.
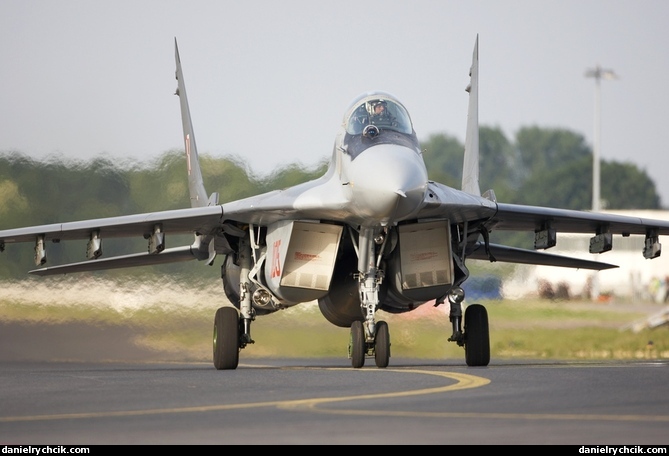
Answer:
[[0, 179, 358, 276], [0, 205, 224, 245], [487, 202, 669, 235], [0, 205, 227, 276]]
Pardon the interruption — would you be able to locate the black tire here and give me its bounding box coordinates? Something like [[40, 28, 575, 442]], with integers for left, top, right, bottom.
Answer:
[[350, 320, 365, 368], [464, 303, 490, 367], [374, 321, 390, 368], [213, 306, 240, 370]]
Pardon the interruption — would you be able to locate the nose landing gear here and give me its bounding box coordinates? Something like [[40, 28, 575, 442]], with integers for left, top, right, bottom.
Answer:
[[349, 319, 390, 368]]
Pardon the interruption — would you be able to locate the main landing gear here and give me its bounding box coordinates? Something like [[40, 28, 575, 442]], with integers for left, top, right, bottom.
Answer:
[[463, 303, 490, 366], [213, 306, 240, 370], [446, 286, 490, 367], [214, 236, 254, 370]]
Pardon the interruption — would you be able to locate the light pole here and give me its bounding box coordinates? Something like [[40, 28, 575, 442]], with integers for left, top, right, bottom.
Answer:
[[585, 64, 617, 302], [585, 65, 618, 212]]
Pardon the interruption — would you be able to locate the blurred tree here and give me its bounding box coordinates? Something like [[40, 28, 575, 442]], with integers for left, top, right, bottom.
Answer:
[[258, 160, 328, 193], [601, 161, 660, 209], [478, 126, 521, 202], [515, 126, 590, 176], [420, 133, 463, 188], [515, 156, 593, 209]]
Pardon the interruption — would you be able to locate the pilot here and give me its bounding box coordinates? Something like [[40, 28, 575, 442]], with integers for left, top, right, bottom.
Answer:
[[368, 100, 399, 130], [370, 100, 388, 118]]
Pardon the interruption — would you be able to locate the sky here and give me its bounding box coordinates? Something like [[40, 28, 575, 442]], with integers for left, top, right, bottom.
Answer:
[[2, 0, 669, 206]]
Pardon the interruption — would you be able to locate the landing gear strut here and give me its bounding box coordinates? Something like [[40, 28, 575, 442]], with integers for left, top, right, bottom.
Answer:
[[348, 226, 391, 369]]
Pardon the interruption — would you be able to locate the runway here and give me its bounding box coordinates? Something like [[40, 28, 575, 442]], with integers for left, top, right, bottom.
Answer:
[[1, 358, 667, 445]]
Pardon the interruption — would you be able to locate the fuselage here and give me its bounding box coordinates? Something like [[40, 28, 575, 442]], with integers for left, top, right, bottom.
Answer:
[[220, 91, 433, 229], [335, 91, 428, 226]]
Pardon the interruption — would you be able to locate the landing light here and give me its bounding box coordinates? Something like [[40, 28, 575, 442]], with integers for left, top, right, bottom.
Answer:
[[252, 288, 274, 308]]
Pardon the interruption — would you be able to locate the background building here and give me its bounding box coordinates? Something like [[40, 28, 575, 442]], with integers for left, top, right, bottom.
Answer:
[[504, 210, 669, 303]]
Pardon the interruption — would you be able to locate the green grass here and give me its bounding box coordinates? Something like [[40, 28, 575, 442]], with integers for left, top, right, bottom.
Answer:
[[2, 287, 667, 362]]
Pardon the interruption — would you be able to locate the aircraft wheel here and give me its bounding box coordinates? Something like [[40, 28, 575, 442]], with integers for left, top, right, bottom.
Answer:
[[349, 320, 365, 368], [464, 303, 490, 367], [213, 306, 240, 370], [374, 321, 390, 368]]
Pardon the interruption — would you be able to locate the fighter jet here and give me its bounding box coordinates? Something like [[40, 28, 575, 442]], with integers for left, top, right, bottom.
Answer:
[[1, 36, 668, 370]]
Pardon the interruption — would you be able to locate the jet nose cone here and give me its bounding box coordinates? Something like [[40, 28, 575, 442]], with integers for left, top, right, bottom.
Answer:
[[347, 144, 428, 223]]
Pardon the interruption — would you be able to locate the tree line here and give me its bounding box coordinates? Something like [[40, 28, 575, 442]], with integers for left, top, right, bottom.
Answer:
[[0, 125, 661, 279], [422, 125, 660, 210]]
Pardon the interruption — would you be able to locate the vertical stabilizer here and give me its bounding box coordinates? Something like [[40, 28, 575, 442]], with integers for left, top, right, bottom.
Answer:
[[174, 38, 210, 208], [461, 35, 481, 196]]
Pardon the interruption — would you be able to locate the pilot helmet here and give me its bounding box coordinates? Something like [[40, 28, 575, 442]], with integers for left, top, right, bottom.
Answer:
[[367, 99, 387, 116]]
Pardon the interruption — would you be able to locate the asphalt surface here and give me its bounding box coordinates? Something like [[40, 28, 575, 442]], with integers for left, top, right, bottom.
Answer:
[[1, 358, 668, 445]]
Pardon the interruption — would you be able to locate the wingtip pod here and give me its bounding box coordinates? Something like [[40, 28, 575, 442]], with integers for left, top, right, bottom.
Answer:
[[461, 35, 481, 196]]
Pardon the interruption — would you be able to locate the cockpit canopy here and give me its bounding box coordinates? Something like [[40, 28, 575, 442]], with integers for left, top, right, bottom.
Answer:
[[344, 92, 413, 135]]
